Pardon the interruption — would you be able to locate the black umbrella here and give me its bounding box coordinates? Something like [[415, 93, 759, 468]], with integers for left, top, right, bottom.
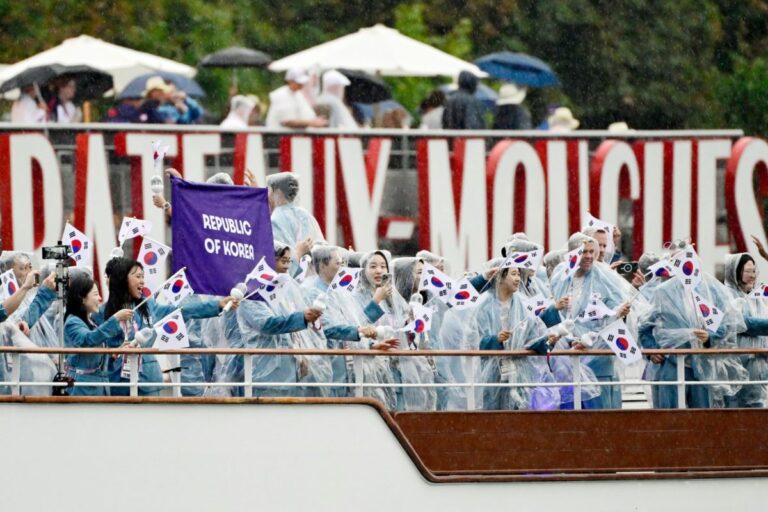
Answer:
[[0, 64, 113, 101], [199, 46, 272, 89], [338, 69, 391, 104], [199, 47, 272, 68]]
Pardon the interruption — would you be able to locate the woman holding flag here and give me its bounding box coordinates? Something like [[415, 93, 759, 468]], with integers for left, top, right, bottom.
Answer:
[[99, 258, 237, 396], [723, 253, 768, 407], [646, 245, 747, 408]]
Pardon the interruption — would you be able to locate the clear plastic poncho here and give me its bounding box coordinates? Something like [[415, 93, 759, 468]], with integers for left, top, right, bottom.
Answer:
[[237, 276, 332, 397], [723, 253, 768, 407], [649, 271, 748, 407], [0, 322, 57, 395]]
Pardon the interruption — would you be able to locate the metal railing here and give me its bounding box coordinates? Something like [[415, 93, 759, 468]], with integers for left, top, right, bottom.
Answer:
[[1, 346, 765, 410]]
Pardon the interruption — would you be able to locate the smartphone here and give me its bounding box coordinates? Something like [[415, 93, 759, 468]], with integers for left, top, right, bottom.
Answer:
[[380, 273, 392, 287], [618, 261, 639, 278]]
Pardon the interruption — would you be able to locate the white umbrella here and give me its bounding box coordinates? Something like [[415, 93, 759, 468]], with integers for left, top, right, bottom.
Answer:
[[0, 34, 196, 94], [269, 24, 486, 78]]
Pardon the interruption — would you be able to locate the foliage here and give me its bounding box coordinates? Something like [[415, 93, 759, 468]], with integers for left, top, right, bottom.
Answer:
[[0, 0, 767, 133]]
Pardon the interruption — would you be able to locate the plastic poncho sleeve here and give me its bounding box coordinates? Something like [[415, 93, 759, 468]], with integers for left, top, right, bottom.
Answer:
[[22, 286, 56, 328], [0, 304, 6, 323], [363, 301, 385, 323], [324, 325, 360, 342], [64, 316, 122, 348], [524, 336, 550, 355], [259, 311, 307, 335], [469, 274, 487, 292], [639, 323, 659, 349], [744, 315, 768, 337], [152, 297, 221, 322], [480, 334, 501, 350], [539, 305, 561, 328]]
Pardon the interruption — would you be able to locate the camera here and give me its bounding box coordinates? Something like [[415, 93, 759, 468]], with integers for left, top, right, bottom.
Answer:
[[42, 243, 71, 261]]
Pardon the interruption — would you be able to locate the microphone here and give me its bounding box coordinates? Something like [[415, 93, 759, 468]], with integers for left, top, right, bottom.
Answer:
[[134, 327, 154, 348], [150, 175, 164, 195], [311, 295, 327, 330], [223, 283, 247, 312]]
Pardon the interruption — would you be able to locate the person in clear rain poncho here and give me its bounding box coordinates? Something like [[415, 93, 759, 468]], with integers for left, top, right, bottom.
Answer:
[[723, 253, 768, 407], [302, 245, 381, 398], [268, 172, 325, 249], [237, 242, 332, 398], [550, 233, 636, 409], [95, 258, 234, 396], [644, 245, 747, 408]]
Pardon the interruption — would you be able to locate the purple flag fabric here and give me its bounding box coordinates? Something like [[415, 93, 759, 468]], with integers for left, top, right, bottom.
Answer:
[[171, 177, 274, 296]]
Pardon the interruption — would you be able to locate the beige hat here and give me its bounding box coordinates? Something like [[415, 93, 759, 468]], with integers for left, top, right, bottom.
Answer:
[[142, 76, 172, 97], [548, 107, 579, 130], [496, 83, 527, 105], [608, 121, 634, 132]]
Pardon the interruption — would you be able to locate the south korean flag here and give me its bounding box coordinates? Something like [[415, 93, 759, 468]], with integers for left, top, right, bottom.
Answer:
[[399, 303, 434, 338], [157, 268, 194, 306], [153, 310, 189, 350], [693, 293, 724, 334], [501, 249, 543, 272], [648, 259, 674, 279], [520, 294, 554, 321], [749, 282, 768, 300], [562, 246, 584, 278], [418, 263, 454, 304], [577, 292, 615, 324], [294, 254, 312, 284], [0, 270, 20, 300], [447, 277, 480, 310], [598, 319, 642, 366], [61, 222, 93, 268], [246, 256, 278, 287], [118, 217, 153, 245], [671, 248, 702, 289], [257, 274, 290, 305], [152, 139, 169, 172], [137, 237, 171, 297], [330, 267, 361, 293]]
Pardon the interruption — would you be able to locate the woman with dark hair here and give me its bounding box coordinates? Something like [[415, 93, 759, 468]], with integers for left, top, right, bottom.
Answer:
[[99, 257, 237, 396], [723, 253, 768, 407], [64, 273, 133, 396], [267, 172, 325, 249]]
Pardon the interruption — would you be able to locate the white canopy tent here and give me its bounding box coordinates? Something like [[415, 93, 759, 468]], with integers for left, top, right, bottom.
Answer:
[[0, 35, 196, 95], [269, 24, 486, 77]]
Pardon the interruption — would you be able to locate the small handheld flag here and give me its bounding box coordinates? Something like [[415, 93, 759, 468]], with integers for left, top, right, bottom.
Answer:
[[447, 277, 481, 310], [137, 237, 171, 297], [520, 294, 554, 320], [562, 246, 584, 278], [648, 259, 674, 279], [577, 293, 615, 324], [399, 303, 434, 337], [671, 248, 702, 289], [0, 270, 19, 300], [61, 222, 93, 268], [692, 293, 724, 333], [246, 256, 278, 287], [749, 283, 768, 300], [152, 140, 169, 172], [329, 267, 361, 293], [118, 217, 153, 245], [501, 249, 543, 272], [598, 319, 642, 366], [295, 254, 312, 284], [153, 310, 189, 350], [418, 263, 454, 304], [158, 268, 194, 306]]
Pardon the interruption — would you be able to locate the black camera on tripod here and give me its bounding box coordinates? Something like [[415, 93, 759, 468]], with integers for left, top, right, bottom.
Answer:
[[42, 242, 73, 396]]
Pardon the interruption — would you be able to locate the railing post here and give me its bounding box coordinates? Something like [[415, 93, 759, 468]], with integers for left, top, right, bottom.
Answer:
[[10, 353, 20, 396], [467, 356, 476, 410], [677, 354, 686, 409], [244, 355, 253, 398], [129, 354, 139, 397], [573, 355, 582, 410], [353, 356, 364, 398]]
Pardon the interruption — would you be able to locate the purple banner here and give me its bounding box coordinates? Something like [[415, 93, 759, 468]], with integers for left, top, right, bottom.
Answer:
[[171, 177, 274, 296]]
